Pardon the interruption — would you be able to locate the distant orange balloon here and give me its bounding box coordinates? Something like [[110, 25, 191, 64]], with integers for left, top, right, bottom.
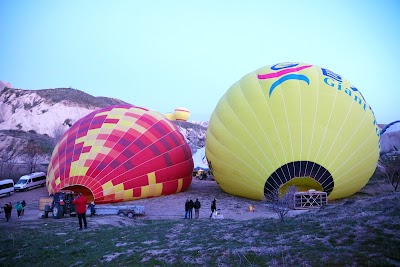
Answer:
[[174, 107, 190, 121]]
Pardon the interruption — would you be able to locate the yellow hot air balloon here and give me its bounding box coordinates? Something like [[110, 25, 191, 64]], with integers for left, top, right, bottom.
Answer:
[[174, 107, 190, 121], [206, 62, 380, 201], [164, 112, 176, 120]]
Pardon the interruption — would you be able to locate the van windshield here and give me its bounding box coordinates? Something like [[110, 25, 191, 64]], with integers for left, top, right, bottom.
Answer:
[[15, 179, 28, 185]]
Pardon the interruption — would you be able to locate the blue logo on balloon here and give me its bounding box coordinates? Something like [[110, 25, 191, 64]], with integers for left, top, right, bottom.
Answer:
[[258, 64, 312, 96], [269, 74, 310, 96]]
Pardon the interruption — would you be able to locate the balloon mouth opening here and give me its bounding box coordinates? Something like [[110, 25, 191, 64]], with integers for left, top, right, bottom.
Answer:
[[264, 161, 334, 200], [278, 177, 323, 196], [62, 185, 94, 203]]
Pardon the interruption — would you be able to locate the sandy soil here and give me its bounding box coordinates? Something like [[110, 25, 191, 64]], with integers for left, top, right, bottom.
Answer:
[[0, 178, 307, 226]]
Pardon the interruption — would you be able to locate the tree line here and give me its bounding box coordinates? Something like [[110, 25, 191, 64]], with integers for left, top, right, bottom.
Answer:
[[0, 129, 58, 180]]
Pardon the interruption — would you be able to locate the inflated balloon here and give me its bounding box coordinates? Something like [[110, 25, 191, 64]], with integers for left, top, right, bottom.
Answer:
[[380, 120, 400, 135], [164, 112, 176, 121], [206, 62, 380, 200], [174, 107, 190, 121], [47, 105, 193, 203], [380, 120, 400, 154]]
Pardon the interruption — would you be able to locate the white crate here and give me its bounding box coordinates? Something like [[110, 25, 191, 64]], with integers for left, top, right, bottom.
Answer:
[[294, 191, 327, 209], [211, 209, 224, 219]]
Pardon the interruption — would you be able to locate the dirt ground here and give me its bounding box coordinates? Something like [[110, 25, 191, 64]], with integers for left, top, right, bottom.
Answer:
[[0, 178, 307, 226]]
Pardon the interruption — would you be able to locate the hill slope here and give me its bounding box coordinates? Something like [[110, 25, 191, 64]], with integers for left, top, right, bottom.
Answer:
[[0, 87, 130, 137]]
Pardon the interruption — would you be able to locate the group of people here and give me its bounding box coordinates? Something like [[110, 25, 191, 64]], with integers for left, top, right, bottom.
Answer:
[[184, 198, 218, 219], [184, 198, 201, 219], [4, 194, 220, 227], [2, 200, 26, 221], [2, 192, 94, 232]]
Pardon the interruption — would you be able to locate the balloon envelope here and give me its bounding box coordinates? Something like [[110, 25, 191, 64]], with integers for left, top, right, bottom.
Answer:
[[380, 120, 400, 135], [206, 62, 380, 200], [174, 107, 190, 121], [47, 105, 193, 203], [380, 120, 400, 155], [164, 112, 176, 121]]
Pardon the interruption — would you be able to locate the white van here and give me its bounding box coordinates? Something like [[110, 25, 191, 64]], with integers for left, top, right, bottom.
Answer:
[[0, 179, 14, 197], [14, 172, 47, 192]]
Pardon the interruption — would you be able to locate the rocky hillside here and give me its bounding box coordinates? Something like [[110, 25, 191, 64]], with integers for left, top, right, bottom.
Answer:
[[0, 83, 207, 170], [0, 86, 130, 137]]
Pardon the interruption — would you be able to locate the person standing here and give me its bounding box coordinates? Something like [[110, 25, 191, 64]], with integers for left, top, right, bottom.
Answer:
[[87, 202, 96, 217], [2, 204, 7, 220], [194, 198, 201, 219], [209, 198, 217, 218], [188, 199, 194, 219], [15, 202, 23, 218], [21, 200, 26, 215], [184, 199, 190, 219], [8, 202, 12, 219], [72, 193, 88, 230], [3, 203, 12, 221]]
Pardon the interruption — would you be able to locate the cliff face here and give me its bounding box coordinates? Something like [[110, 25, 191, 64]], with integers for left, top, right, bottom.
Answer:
[[0, 85, 208, 167], [0, 87, 130, 137]]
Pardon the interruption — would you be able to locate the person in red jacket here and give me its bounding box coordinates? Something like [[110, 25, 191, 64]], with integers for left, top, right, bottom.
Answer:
[[72, 193, 88, 230]]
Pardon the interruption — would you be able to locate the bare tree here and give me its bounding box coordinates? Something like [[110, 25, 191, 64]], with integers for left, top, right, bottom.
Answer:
[[379, 156, 400, 192], [21, 139, 49, 173], [63, 118, 72, 127], [265, 186, 297, 222], [0, 139, 24, 178], [52, 124, 66, 146]]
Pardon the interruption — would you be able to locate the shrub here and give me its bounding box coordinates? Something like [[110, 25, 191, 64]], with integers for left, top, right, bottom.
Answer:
[[379, 155, 400, 191], [265, 186, 297, 221]]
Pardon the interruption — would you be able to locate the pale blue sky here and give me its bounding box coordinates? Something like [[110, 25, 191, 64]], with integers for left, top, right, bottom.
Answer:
[[1, 0, 399, 123]]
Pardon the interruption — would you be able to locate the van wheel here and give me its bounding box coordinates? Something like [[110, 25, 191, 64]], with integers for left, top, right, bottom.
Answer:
[[127, 212, 135, 218], [6, 192, 10, 197], [24, 188, 28, 192], [41, 183, 45, 187], [53, 203, 64, 219], [118, 211, 125, 217]]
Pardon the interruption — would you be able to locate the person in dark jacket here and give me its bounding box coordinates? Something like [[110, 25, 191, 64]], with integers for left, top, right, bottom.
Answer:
[[184, 199, 190, 219], [210, 198, 217, 218], [3, 203, 12, 221], [87, 202, 96, 216], [9, 202, 12, 219], [72, 193, 88, 230], [21, 200, 26, 215], [188, 199, 194, 219], [194, 198, 201, 219]]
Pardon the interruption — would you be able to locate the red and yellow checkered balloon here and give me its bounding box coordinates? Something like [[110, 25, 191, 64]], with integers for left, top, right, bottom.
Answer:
[[47, 105, 193, 203]]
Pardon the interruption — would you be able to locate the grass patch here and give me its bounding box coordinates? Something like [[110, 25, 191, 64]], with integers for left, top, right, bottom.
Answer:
[[0, 183, 399, 266], [1, 205, 399, 267]]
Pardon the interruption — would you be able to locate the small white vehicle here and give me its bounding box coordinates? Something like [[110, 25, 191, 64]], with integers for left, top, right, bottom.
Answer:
[[14, 172, 46, 192], [0, 179, 14, 197]]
